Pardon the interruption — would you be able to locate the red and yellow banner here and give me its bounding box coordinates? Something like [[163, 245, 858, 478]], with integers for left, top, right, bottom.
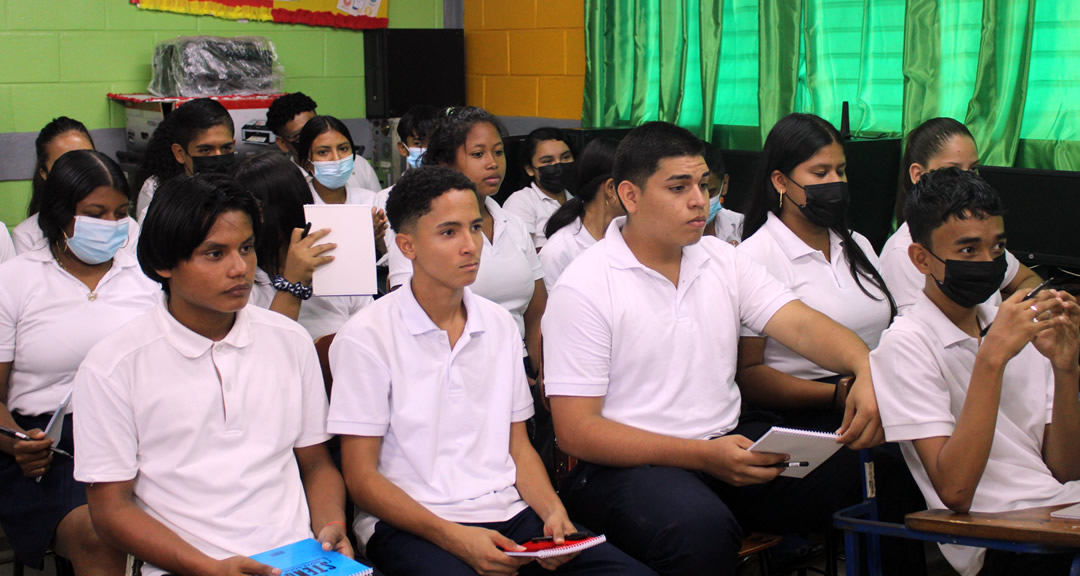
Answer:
[[131, 0, 388, 30]]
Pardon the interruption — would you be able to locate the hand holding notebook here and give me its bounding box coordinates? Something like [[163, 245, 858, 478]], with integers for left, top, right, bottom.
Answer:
[[748, 426, 843, 478]]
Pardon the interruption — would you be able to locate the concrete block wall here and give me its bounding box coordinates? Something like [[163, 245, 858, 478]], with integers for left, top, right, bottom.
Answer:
[[463, 0, 584, 120]]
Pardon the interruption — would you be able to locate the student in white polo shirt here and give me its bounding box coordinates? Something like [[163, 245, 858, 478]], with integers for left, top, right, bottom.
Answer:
[[872, 167, 1080, 576], [701, 142, 744, 246], [503, 127, 576, 250], [539, 137, 623, 291], [329, 165, 654, 576], [234, 152, 371, 339], [879, 117, 1040, 313], [0, 150, 157, 574], [295, 115, 389, 260], [73, 174, 352, 576], [736, 113, 895, 430], [543, 121, 884, 576]]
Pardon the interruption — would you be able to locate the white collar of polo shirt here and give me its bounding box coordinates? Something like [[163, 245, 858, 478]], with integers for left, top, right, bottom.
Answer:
[[763, 211, 846, 264], [603, 216, 712, 288], [153, 292, 254, 358], [910, 290, 998, 348], [397, 281, 487, 338]]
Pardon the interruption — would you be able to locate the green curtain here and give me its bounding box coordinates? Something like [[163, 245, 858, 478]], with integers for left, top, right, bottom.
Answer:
[[584, 0, 1080, 169], [964, 0, 1036, 167], [756, 0, 801, 144], [581, 0, 724, 138]]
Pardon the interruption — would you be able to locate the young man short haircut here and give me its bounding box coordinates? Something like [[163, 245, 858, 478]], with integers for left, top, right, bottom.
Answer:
[[871, 167, 1080, 576], [328, 166, 655, 576], [74, 174, 351, 576], [543, 121, 884, 576]]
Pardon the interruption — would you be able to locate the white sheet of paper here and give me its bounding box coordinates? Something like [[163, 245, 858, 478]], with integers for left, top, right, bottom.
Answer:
[[304, 204, 377, 296], [44, 389, 72, 446]]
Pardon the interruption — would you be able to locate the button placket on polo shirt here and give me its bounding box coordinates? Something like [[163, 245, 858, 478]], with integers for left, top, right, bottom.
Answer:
[[211, 342, 243, 433]]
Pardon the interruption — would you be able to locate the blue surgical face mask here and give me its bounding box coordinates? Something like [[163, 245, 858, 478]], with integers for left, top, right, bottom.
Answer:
[[405, 147, 426, 170], [65, 216, 130, 265], [311, 156, 354, 190], [707, 195, 723, 225]]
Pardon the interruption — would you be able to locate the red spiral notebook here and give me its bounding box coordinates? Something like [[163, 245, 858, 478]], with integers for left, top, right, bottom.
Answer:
[[505, 534, 607, 558]]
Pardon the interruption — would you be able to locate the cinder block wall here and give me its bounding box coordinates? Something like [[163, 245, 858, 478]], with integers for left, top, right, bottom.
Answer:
[[0, 0, 441, 227], [463, 0, 584, 120]]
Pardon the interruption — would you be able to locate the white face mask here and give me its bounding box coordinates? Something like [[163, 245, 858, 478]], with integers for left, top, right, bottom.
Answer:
[[65, 216, 130, 265], [312, 156, 354, 189]]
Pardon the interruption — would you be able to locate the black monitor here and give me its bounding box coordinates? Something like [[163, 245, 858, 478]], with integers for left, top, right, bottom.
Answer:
[[364, 29, 465, 118], [979, 165, 1080, 269]]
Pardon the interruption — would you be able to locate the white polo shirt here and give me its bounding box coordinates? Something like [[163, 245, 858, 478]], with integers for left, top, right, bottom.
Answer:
[[879, 222, 1019, 314], [0, 246, 157, 417], [0, 223, 14, 264], [539, 218, 596, 291], [250, 268, 372, 339], [711, 208, 745, 246], [871, 291, 1080, 575], [308, 181, 379, 206], [388, 196, 543, 341], [543, 217, 797, 439], [327, 283, 533, 544], [135, 176, 160, 226], [502, 183, 573, 249], [13, 212, 141, 256], [73, 297, 331, 576], [737, 212, 891, 380]]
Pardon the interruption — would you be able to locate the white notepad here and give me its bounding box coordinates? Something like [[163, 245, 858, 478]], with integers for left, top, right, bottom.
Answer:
[[748, 426, 843, 478], [1051, 501, 1080, 520], [43, 389, 72, 446], [304, 204, 377, 296]]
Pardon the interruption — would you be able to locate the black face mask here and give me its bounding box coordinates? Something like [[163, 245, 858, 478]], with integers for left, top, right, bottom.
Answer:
[[535, 161, 575, 194], [192, 153, 237, 175], [928, 251, 1008, 308], [788, 178, 849, 228]]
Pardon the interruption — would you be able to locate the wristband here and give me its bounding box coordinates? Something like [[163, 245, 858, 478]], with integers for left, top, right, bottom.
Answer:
[[271, 275, 313, 300], [324, 520, 346, 530]]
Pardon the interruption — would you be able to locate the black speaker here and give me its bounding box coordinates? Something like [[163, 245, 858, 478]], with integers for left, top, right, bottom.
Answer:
[[364, 29, 465, 118]]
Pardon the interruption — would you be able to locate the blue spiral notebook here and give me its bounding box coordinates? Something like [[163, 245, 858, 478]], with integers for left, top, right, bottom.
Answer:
[[250, 539, 373, 576]]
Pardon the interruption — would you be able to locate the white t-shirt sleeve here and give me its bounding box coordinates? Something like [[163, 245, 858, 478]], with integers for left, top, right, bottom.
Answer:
[[387, 234, 414, 290], [870, 329, 955, 442], [353, 158, 383, 192], [502, 192, 536, 238], [0, 224, 14, 265], [1002, 250, 1021, 289], [73, 362, 140, 483], [296, 340, 332, 448], [541, 285, 611, 397], [539, 243, 571, 292], [0, 277, 16, 363], [879, 242, 923, 313], [523, 225, 544, 282], [326, 328, 392, 437], [509, 318, 535, 422], [734, 250, 798, 335]]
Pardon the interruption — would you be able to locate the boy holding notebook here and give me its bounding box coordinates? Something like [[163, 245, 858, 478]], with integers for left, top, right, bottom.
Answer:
[[73, 174, 351, 576], [328, 166, 654, 576], [871, 167, 1080, 575], [542, 121, 882, 575]]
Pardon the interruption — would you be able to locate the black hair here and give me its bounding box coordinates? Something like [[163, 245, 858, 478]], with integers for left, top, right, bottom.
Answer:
[[545, 137, 618, 238], [396, 105, 441, 143], [132, 98, 234, 208], [296, 115, 354, 171], [266, 92, 318, 137], [744, 113, 896, 317], [232, 152, 314, 277], [702, 141, 726, 178], [906, 167, 1005, 250], [521, 127, 574, 172], [386, 165, 477, 234], [37, 150, 130, 249], [612, 121, 705, 189], [29, 117, 95, 217], [138, 174, 261, 294], [421, 106, 507, 168], [896, 117, 975, 225]]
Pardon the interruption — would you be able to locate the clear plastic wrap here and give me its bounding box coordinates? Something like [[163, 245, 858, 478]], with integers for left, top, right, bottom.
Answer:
[[148, 36, 285, 97]]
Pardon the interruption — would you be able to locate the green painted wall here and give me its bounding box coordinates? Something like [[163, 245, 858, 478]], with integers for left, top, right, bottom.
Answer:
[[0, 0, 442, 228]]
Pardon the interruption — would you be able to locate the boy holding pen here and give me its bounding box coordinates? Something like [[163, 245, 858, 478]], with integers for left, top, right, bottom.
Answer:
[[871, 167, 1080, 575]]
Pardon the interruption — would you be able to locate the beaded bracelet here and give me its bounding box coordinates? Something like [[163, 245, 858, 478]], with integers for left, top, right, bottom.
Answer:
[[271, 275, 314, 300]]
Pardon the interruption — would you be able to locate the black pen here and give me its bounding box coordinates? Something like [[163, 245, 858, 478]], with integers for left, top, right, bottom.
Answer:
[[1022, 277, 1055, 301], [0, 425, 72, 458], [768, 461, 809, 468], [301, 222, 312, 239]]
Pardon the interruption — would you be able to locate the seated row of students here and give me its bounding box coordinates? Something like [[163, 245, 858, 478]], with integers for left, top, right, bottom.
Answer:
[[0, 105, 1076, 576]]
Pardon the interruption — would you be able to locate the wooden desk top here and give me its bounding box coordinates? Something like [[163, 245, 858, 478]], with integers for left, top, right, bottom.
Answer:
[[906, 505, 1080, 549]]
